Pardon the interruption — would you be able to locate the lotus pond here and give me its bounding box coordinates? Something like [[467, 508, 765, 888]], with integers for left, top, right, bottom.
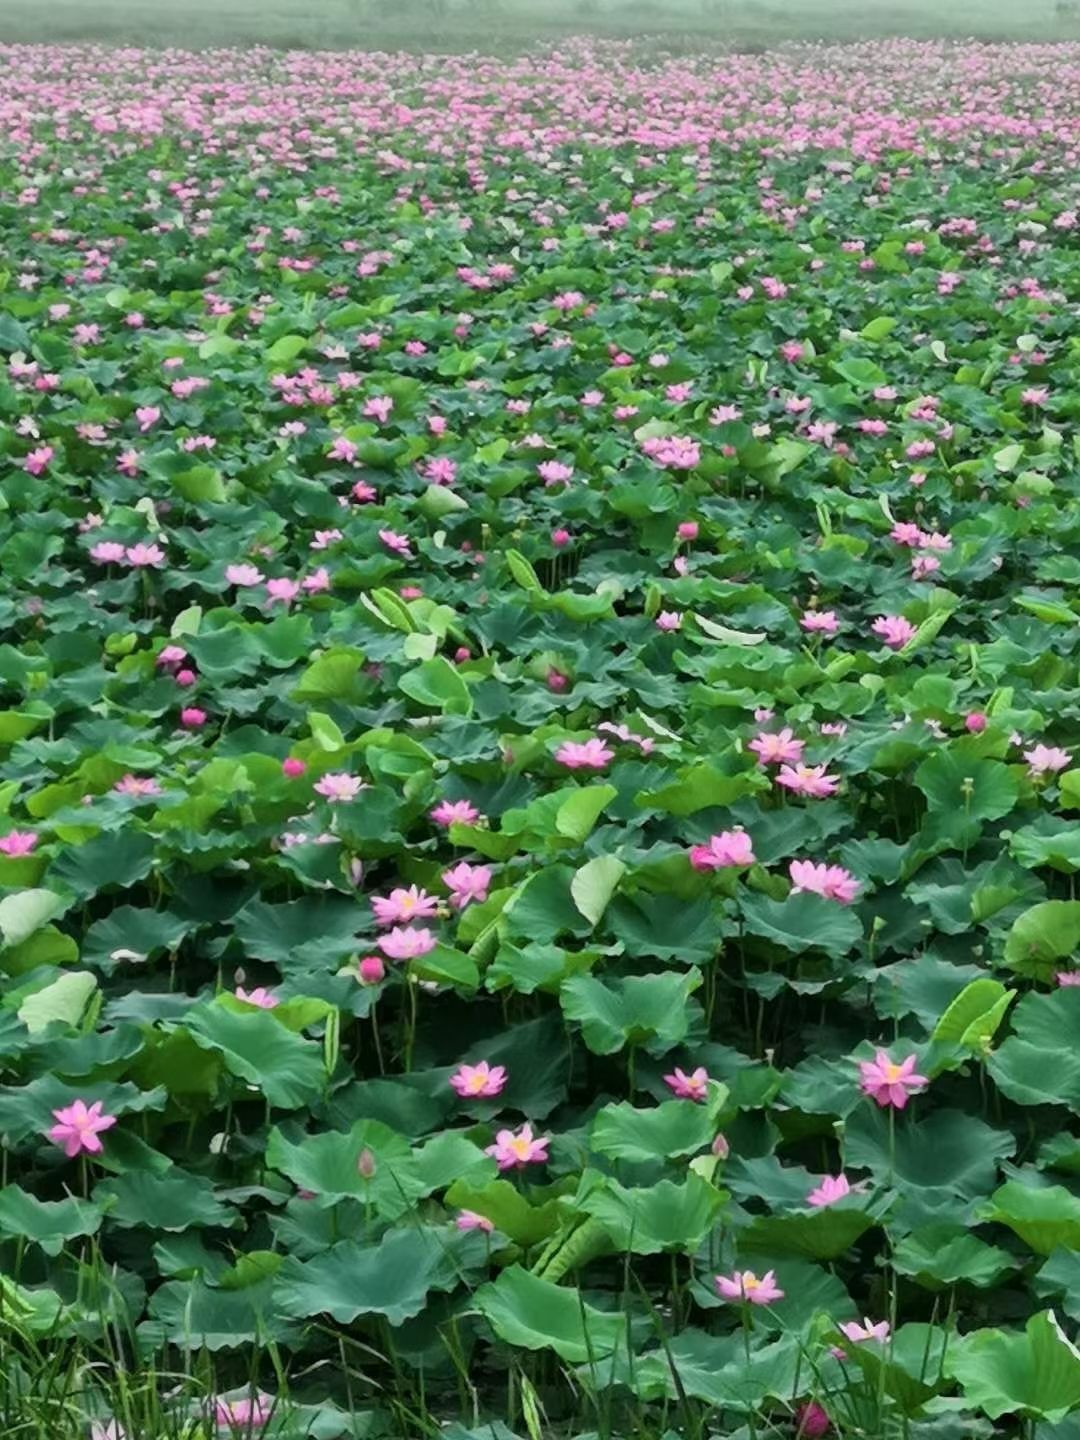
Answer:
[[1, 34, 1080, 1440]]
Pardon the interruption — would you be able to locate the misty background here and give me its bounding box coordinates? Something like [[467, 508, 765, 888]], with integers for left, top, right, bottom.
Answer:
[[0, 0, 1078, 51]]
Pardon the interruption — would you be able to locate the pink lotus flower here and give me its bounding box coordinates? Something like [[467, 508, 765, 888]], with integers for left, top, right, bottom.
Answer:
[[212, 1394, 273, 1431], [554, 738, 615, 770], [23, 445, 54, 476], [749, 728, 805, 766], [266, 577, 300, 605], [0, 830, 38, 857], [430, 799, 481, 827], [114, 775, 161, 797], [788, 860, 860, 904], [872, 615, 917, 649], [379, 529, 412, 557], [282, 758, 306, 778], [776, 764, 839, 798], [124, 543, 166, 569], [891, 522, 923, 547], [801, 611, 838, 634], [1021, 387, 1049, 407], [664, 1066, 710, 1101], [91, 542, 127, 564], [538, 460, 574, 487], [226, 563, 264, 586], [358, 955, 386, 985], [715, 1269, 784, 1305], [485, 1123, 549, 1170], [371, 885, 439, 926], [47, 1099, 117, 1158], [135, 405, 160, 431], [655, 610, 682, 632], [456, 1209, 494, 1232], [443, 861, 492, 910], [1057, 972, 1080, 987], [689, 830, 755, 870], [180, 708, 206, 729], [234, 986, 279, 1009], [795, 1401, 831, 1438], [859, 1050, 928, 1109], [376, 926, 437, 961], [313, 772, 366, 802], [156, 645, 187, 669], [1024, 744, 1070, 777], [450, 1061, 507, 1098], [839, 1318, 890, 1344], [806, 1174, 851, 1208]]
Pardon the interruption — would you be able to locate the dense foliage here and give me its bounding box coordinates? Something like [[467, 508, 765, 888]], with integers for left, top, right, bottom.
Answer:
[[0, 36, 1079, 1440]]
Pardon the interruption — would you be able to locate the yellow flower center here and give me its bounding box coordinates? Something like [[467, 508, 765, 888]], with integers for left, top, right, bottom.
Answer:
[[742, 1272, 761, 1291], [884, 1062, 903, 1082], [509, 1137, 531, 1158], [466, 1071, 487, 1093]]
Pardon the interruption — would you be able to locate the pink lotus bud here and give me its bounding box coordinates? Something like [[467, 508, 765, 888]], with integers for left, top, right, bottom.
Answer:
[[677, 521, 699, 540], [795, 1401, 830, 1438], [551, 528, 571, 547], [547, 670, 568, 693], [349, 858, 364, 886], [282, 757, 306, 778], [358, 955, 385, 985], [357, 1147, 377, 1178], [175, 668, 197, 687], [180, 707, 206, 728], [454, 646, 471, 662], [711, 1133, 730, 1159], [965, 711, 988, 733]]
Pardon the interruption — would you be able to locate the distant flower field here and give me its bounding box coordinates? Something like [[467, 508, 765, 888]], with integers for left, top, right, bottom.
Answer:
[[0, 35, 1079, 1440]]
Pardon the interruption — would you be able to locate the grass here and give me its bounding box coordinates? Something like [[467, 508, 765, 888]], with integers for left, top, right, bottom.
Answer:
[[0, 0, 1079, 50]]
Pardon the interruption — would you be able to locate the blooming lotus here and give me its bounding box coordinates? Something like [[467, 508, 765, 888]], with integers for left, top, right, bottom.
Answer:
[[788, 860, 860, 904], [859, 1050, 928, 1109], [839, 1317, 890, 1344], [872, 615, 917, 649], [776, 764, 839, 798], [430, 799, 481, 827], [800, 611, 838, 634], [443, 861, 493, 910], [212, 1394, 273, 1432], [554, 738, 614, 770], [689, 830, 755, 870], [715, 1269, 784, 1305], [124, 543, 165, 568], [226, 562, 264, 586], [47, 1099, 117, 1158], [486, 1123, 549, 1170], [806, 1174, 851, 1208], [313, 772, 366, 802], [234, 986, 279, 1009], [663, 1066, 710, 1101], [114, 775, 161, 798], [456, 1210, 494, 1232], [375, 926, 437, 961], [450, 1061, 507, 1098], [371, 885, 439, 927], [749, 728, 805, 765], [1024, 744, 1070, 777], [0, 830, 38, 857]]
